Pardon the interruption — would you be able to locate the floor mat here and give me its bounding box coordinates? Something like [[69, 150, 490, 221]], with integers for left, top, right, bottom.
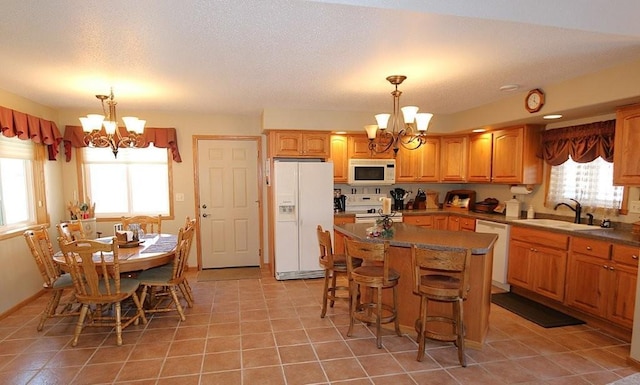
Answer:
[[491, 292, 585, 328], [197, 267, 261, 282]]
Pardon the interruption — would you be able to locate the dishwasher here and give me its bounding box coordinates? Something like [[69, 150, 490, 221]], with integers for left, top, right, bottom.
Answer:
[[475, 219, 511, 291]]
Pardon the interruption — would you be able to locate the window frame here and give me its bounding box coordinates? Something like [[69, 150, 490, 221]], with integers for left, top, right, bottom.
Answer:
[[0, 140, 48, 240], [543, 161, 628, 216], [76, 146, 175, 222]]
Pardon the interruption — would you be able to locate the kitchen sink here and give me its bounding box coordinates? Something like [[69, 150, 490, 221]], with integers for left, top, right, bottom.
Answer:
[[513, 218, 606, 231]]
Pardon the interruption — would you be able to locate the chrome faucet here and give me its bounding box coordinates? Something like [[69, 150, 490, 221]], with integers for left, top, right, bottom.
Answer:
[[553, 198, 582, 224]]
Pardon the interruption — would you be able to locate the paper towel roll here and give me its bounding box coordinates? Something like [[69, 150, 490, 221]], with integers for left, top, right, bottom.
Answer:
[[510, 185, 532, 194]]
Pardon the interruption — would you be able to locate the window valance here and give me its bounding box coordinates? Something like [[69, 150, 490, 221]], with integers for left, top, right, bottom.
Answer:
[[538, 120, 615, 166], [63, 125, 182, 163], [0, 106, 62, 160]]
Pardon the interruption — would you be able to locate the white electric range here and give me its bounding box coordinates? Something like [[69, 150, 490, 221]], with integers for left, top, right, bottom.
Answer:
[[343, 193, 403, 223]]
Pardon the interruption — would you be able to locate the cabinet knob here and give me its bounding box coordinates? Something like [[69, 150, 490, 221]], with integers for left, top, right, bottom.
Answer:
[[633, 254, 638, 260], [609, 266, 615, 271], [586, 246, 592, 251], [603, 265, 609, 269]]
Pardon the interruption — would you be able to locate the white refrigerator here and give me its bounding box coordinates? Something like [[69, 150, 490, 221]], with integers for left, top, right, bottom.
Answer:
[[273, 160, 334, 280]]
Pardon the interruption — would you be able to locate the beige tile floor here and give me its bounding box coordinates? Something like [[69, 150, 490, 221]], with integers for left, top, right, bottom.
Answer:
[[0, 268, 638, 385]]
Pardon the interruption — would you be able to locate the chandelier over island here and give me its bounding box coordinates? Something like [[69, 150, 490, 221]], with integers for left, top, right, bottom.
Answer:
[[79, 88, 146, 158], [365, 75, 433, 156]]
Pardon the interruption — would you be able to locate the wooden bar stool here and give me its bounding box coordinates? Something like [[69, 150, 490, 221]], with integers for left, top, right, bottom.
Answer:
[[317, 225, 361, 318], [344, 238, 401, 348], [411, 245, 471, 366]]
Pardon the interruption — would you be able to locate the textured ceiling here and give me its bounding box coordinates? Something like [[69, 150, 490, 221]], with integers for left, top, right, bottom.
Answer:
[[0, 0, 639, 119]]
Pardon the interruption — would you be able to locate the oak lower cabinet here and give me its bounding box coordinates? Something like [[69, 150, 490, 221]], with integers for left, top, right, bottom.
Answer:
[[565, 238, 637, 328], [269, 131, 330, 158], [508, 227, 569, 302], [395, 137, 440, 182], [613, 104, 640, 185], [333, 216, 355, 254], [433, 215, 448, 230], [330, 135, 348, 183]]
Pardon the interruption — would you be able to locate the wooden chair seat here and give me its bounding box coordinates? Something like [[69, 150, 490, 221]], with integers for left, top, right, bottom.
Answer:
[[352, 266, 400, 286], [24, 227, 81, 331]]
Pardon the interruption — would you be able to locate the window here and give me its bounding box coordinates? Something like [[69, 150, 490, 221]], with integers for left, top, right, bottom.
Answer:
[[0, 135, 39, 232], [547, 156, 623, 212], [81, 146, 172, 218]]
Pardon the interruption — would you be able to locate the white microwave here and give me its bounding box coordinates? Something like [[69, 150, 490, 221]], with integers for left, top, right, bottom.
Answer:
[[347, 159, 396, 186]]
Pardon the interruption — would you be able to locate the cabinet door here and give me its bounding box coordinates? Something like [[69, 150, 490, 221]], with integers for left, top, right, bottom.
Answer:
[[447, 216, 461, 231], [302, 133, 330, 157], [613, 105, 640, 185], [416, 138, 440, 182], [608, 263, 637, 328], [433, 215, 448, 230], [565, 253, 608, 317], [348, 135, 394, 159], [395, 145, 419, 182], [440, 136, 468, 182], [531, 245, 567, 301], [467, 132, 492, 182], [508, 240, 534, 290], [330, 135, 348, 183], [491, 128, 523, 183], [272, 132, 303, 156]]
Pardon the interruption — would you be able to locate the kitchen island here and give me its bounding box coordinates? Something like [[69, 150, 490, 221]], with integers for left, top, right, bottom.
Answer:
[[334, 222, 498, 349]]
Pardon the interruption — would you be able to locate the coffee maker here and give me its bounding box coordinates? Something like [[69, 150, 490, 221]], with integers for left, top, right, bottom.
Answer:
[[333, 189, 346, 212]]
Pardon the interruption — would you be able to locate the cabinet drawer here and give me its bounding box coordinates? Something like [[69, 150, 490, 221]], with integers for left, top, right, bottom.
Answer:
[[510, 226, 569, 250], [571, 237, 611, 259], [403, 216, 433, 227], [612, 244, 640, 267], [460, 217, 476, 231]]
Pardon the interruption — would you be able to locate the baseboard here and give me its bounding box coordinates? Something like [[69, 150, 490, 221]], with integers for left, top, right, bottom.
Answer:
[[0, 289, 45, 321]]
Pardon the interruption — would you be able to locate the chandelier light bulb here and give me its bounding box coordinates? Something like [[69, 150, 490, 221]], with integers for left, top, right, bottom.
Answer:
[[375, 114, 390, 130], [415, 113, 433, 132], [364, 124, 379, 140], [401, 106, 419, 124]]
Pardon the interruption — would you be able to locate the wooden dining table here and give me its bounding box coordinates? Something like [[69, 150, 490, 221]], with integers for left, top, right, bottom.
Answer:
[[54, 234, 178, 273]]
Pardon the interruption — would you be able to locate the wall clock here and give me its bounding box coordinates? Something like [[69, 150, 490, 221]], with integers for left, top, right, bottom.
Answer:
[[525, 89, 545, 113]]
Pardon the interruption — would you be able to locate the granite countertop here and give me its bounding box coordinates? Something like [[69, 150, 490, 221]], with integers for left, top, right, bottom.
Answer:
[[334, 222, 498, 255], [334, 209, 640, 247]]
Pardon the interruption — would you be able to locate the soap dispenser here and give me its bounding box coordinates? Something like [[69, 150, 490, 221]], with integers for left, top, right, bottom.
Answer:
[[527, 205, 535, 219]]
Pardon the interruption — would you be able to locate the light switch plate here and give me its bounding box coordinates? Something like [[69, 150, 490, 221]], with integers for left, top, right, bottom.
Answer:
[[629, 200, 640, 213], [175, 193, 185, 202]]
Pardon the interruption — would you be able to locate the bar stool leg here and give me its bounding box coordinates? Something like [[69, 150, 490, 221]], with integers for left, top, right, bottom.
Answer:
[[321, 268, 331, 318], [393, 285, 401, 337], [376, 287, 383, 348], [330, 272, 338, 308], [417, 295, 428, 362], [347, 281, 357, 337], [456, 298, 466, 367]]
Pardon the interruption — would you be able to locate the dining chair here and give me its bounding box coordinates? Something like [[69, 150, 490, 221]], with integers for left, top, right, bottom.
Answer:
[[121, 215, 162, 235], [138, 224, 194, 321], [58, 236, 147, 346], [24, 226, 80, 331], [411, 244, 472, 366], [56, 221, 86, 242]]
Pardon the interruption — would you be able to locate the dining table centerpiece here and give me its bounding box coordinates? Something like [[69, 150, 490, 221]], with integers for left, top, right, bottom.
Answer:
[[66, 198, 97, 238]]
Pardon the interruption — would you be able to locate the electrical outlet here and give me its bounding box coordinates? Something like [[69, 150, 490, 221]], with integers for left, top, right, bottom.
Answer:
[[175, 193, 185, 202], [629, 200, 640, 213]]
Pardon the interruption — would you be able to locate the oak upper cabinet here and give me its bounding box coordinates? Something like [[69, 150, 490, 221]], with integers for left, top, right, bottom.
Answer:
[[613, 104, 640, 185], [508, 226, 569, 301], [395, 137, 440, 182], [491, 125, 543, 184], [440, 135, 468, 182], [269, 131, 330, 158], [330, 135, 348, 183], [348, 135, 394, 159], [467, 132, 493, 183]]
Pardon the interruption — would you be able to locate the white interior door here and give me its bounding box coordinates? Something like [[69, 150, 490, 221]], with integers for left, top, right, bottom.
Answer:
[[198, 139, 260, 268]]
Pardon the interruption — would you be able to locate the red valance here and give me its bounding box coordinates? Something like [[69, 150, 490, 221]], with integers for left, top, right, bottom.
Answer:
[[0, 106, 63, 160], [538, 120, 615, 166], [63, 125, 182, 162]]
